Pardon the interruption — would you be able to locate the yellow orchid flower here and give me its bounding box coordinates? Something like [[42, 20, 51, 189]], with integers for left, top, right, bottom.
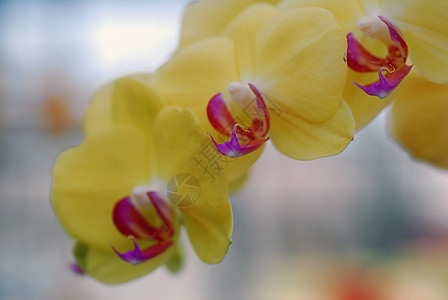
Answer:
[[83, 73, 253, 190], [278, 0, 448, 168], [279, 0, 448, 129], [153, 3, 355, 161], [179, 0, 281, 48], [52, 105, 233, 284], [390, 72, 448, 169]]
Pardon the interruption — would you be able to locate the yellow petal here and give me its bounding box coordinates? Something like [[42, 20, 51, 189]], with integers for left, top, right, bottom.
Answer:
[[278, 0, 387, 56], [52, 126, 150, 252], [228, 170, 250, 194], [222, 3, 277, 79], [83, 74, 166, 138], [277, 0, 365, 33], [74, 240, 176, 284], [390, 71, 448, 169], [153, 107, 212, 180], [228, 146, 263, 183], [254, 7, 347, 123], [152, 37, 238, 127], [399, 25, 448, 83], [270, 100, 355, 160], [154, 107, 233, 264], [181, 200, 233, 264], [344, 69, 393, 130], [391, 0, 448, 83], [152, 39, 259, 181], [179, 0, 280, 48]]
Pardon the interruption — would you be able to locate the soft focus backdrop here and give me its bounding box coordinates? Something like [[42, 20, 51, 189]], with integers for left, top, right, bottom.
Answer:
[[1, 1, 448, 299]]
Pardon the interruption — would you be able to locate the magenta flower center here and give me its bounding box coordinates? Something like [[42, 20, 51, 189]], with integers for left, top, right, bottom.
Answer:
[[346, 16, 413, 99], [111, 190, 175, 265], [207, 82, 270, 158]]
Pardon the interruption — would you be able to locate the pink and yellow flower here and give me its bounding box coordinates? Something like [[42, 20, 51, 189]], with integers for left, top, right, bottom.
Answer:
[[279, 0, 448, 168], [279, 0, 448, 128], [153, 3, 355, 160], [53, 84, 233, 283]]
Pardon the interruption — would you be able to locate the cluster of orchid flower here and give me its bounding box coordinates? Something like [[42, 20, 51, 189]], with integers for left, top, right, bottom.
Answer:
[[52, 0, 448, 284]]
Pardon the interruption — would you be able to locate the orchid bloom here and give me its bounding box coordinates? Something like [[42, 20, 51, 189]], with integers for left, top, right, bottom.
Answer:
[[279, 0, 448, 169], [279, 0, 448, 128], [153, 3, 355, 161], [52, 104, 233, 284]]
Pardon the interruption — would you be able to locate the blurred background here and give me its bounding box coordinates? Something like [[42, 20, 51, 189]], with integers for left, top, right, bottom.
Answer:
[[1, 0, 448, 299]]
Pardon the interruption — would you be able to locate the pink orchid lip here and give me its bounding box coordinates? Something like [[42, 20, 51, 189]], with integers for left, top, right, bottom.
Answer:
[[347, 16, 411, 98], [353, 65, 413, 99], [112, 236, 173, 266], [207, 83, 270, 158], [248, 83, 270, 137], [209, 125, 270, 158], [207, 93, 237, 137], [111, 191, 175, 265]]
